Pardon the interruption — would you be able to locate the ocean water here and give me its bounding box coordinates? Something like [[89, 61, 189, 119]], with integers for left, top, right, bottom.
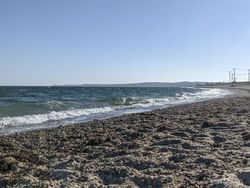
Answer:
[[0, 86, 231, 134]]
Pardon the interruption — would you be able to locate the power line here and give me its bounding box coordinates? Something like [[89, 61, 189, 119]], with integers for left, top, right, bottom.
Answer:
[[227, 68, 250, 83]]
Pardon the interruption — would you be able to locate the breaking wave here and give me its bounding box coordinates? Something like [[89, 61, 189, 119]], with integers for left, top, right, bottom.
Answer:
[[0, 107, 114, 128]]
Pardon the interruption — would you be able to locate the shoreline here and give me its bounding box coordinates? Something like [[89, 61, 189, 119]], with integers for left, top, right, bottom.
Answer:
[[0, 90, 250, 187], [0, 87, 233, 136]]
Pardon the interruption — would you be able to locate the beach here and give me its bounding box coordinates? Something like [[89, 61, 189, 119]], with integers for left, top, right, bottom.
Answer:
[[2, 0, 250, 187], [0, 92, 250, 187]]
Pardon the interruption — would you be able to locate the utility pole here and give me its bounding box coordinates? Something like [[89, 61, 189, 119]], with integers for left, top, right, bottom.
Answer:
[[229, 71, 232, 82], [248, 69, 250, 83], [232, 68, 236, 83]]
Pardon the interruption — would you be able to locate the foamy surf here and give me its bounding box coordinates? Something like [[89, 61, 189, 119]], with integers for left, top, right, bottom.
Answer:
[[132, 88, 231, 108], [0, 107, 114, 128]]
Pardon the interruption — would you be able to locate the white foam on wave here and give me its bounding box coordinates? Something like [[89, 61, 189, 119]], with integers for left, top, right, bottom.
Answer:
[[192, 88, 232, 99], [132, 88, 231, 108], [0, 106, 114, 128]]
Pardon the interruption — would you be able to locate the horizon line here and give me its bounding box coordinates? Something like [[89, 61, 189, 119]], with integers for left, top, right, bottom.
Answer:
[[0, 81, 219, 87]]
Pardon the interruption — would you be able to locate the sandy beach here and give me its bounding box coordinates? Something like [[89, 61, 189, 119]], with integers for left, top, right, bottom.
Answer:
[[0, 91, 250, 187]]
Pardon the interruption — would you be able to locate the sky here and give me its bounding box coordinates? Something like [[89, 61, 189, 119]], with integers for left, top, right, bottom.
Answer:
[[1, 0, 250, 86]]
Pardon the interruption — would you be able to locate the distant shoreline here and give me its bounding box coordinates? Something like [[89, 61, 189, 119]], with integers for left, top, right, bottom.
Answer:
[[1, 81, 249, 89], [203, 82, 250, 96]]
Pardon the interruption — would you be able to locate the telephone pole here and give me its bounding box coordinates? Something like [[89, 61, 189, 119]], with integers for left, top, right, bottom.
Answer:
[[232, 68, 236, 83], [248, 69, 250, 83]]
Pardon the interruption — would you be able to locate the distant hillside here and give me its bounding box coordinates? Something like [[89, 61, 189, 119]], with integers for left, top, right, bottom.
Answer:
[[56, 82, 209, 88]]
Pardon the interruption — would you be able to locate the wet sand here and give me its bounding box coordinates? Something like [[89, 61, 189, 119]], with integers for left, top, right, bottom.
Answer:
[[0, 95, 250, 187]]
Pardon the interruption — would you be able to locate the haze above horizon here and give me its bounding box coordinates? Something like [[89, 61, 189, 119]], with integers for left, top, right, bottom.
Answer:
[[1, 0, 250, 86]]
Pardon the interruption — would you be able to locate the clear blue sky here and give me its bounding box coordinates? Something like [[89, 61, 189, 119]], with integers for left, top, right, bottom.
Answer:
[[1, 0, 250, 85]]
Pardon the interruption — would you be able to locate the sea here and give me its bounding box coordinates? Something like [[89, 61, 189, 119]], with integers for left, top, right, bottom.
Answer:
[[0, 86, 231, 135]]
